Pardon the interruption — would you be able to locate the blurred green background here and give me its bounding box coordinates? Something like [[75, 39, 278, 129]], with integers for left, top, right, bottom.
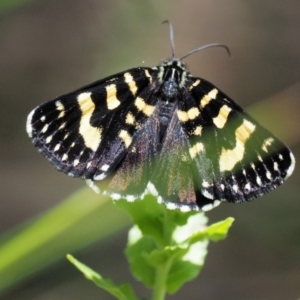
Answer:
[[0, 1, 299, 299]]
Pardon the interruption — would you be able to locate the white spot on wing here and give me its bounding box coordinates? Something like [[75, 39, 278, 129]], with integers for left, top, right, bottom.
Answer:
[[202, 189, 214, 200], [165, 202, 177, 210], [54, 144, 61, 152], [62, 154, 68, 161], [147, 182, 159, 197], [179, 205, 194, 212], [245, 183, 251, 191], [26, 110, 35, 137], [101, 164, 110, 172], [110, 193, 121, 200], [212, 200, 221, 208], [232, 184, 238, 193], [41, 123, 49, 133], [285, 152, 295, 179], [202, 204, 213, 211], [126, 195, 136, 202], [58, 123, 66, 130], [45, 135, 53, 144], [157, 196, 163, 204], [94, 172, 108, 180], [256, 176, 262, 186], [202, 180, 210, 188]]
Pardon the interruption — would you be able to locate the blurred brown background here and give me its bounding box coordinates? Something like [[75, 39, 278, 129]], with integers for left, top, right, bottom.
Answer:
[[1, 1, 300, 299]]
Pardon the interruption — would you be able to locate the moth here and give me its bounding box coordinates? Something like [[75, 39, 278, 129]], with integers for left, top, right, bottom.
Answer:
[[26, 22, 295, 211]]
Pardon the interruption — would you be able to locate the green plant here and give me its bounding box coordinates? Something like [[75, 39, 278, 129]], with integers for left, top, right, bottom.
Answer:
[[68, 196, 233, 300]]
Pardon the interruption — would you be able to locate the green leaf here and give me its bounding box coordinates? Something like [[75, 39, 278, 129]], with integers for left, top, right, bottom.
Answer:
[[188, 217, 234, 244], [146, 246, 188, 267], [67, 254, 138, 300], [116, 196, 198, 247], [126, 227, 156, 287], [205, 217, 235, 242], [165, 213, 210, 294], [166, 259, 205, 294], [116, 196, 169, 247], [118, 197, 234, 297]]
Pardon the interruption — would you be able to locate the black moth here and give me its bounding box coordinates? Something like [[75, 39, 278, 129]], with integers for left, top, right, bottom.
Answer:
[[26, 22, 295, 211]]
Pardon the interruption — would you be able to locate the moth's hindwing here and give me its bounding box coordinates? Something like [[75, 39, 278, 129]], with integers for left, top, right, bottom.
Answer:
[[27, 59, 295, 211]]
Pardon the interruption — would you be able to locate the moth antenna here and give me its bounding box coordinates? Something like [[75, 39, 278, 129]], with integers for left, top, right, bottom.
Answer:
[[162, 20, 175, 59], [180, 43, 231, 60]]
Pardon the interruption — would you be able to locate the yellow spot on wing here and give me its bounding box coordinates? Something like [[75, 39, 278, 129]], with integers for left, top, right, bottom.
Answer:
[[192, 125, 203, 136], [200, 88, 218, 108], [105, 84, 121, 110], [213, 105, 232, 128], [119, 129, 132, 148], [219, 120, 256, 171], [177, 107, 200, 122], [135, 97, 155, 116], [145, 69, 152, 83], [188, 107, 200, 119], [189, 142, 205, 159], [177, 110, 188, 122], [106, 84, 120, 110], [77, 92, 102, 152], [126, 112, 136, 125], [124, 72, 138, 95], [262, 137, 274, 152], [55, 101, 65, 118], [189, 79, 201, 90]]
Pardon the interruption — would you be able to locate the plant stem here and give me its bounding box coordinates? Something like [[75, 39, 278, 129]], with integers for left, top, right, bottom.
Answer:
[[151, 259, 172, 300]]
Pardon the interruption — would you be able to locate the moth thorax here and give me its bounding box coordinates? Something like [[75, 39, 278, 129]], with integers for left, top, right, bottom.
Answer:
[[162, 77, 179, 98], [160, 60, 188, 99]]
